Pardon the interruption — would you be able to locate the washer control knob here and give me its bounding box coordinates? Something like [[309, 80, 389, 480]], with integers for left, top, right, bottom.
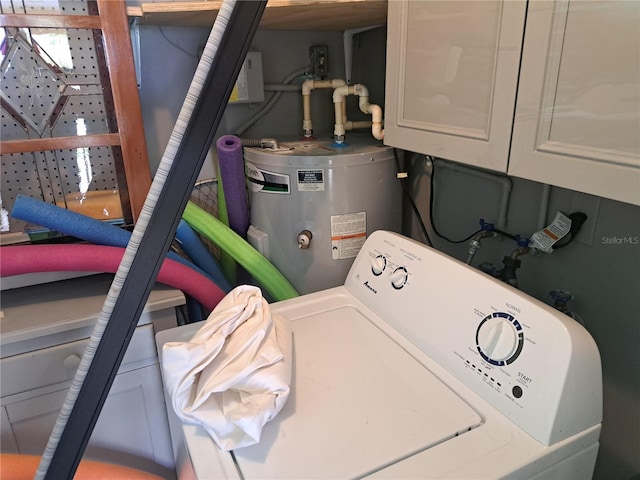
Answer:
[[476, 312, 524, 366], [390, 267, 408, 289], [371, 255, 386, 275]]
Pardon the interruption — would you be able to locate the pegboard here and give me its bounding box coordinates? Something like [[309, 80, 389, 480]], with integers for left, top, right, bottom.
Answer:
[[1, 32, 63, 135], [0, 0, 126, 233], [0, 1, 91, 16]]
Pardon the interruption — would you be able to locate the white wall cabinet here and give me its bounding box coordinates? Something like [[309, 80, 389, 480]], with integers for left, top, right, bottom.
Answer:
[[384, 0, 640, 206], [384, 0, 526, 172], [509, 0, 640, 205], [0, 274, 185, 478]]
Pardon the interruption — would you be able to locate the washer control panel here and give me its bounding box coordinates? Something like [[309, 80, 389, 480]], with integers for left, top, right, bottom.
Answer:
[[345, 231, 602, 445], [365, 250, 414, 291]]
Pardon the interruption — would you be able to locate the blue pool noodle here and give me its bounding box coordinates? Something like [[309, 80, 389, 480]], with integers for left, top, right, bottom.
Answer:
[[10, 194, 222, 288], [176, 220, 232, 293], [11, 194, 131, 247]]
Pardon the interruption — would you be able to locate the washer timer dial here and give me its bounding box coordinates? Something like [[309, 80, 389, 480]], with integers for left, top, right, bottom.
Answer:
[[476, 312, 524, 366], [390, 266, 408, 289], [371, 255, 386, 276]]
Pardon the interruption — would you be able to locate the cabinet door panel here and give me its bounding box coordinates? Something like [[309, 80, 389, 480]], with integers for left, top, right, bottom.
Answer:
[[385, 0, 526, 171], [0, 324, 156, 397], [509, 0, 640, 205], [2, 365, 173, 474], [0, 407, 18, 453]]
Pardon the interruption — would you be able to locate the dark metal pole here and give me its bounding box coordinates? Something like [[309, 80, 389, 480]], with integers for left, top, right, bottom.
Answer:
[[43, 1, 267, 478]]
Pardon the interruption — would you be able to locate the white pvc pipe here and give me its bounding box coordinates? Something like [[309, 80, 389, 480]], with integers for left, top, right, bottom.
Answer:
[[345, 120, 372, 130], [301, 79, 346, 137], [367, 104, 384, 140], [332, 83, 384, 142], [301, 78, 346, 95]]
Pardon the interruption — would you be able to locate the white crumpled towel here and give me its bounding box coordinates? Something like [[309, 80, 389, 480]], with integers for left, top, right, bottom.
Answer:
[[161, 285, 292, 451]]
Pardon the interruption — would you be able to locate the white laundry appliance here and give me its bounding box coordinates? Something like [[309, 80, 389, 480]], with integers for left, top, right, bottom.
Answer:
[[156, 230, 602, 479]]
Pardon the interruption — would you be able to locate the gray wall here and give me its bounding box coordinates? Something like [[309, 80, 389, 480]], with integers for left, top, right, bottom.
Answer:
[[406, 158, 640, 480], [138, 26, 347, 178], [137, 25, 639, 480]]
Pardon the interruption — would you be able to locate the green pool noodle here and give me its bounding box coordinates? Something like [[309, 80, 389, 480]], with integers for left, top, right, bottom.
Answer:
[[183, 201, 299, 301], [215, 172, 237, 285]]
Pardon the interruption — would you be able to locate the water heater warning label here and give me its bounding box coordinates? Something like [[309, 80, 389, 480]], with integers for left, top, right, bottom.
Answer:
[[297, 169, 324, 191], [331, 212, 367, 260]]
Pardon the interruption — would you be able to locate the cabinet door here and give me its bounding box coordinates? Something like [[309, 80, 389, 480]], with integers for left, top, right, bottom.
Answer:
[[2, 365, 174, 477], [384, 0, 526, 171], [509, 0, 640, 205], [0, 406, 18, 452]]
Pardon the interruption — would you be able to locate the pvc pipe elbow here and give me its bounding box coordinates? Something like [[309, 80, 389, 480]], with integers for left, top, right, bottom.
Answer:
[[302, 79, 316, 96], [367, 103, 384, 139], [303, 79, 346, 95], [372, 122, 384, 140], [353, 84, 370, 111], [368, 103, 383, 123], [353, 83, 369, 97], [333, 85, 350, 103]]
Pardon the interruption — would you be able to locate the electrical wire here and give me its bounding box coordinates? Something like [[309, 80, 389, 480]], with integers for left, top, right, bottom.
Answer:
[[429, 157, 483, 243], [158, 25, 199, 59], [395, 153, 515, 246], [233, 65, 310, 136], [393, 149, 432, 246]]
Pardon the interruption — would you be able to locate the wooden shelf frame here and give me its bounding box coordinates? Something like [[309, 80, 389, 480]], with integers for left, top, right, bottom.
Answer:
[[127, 0, 388, 30], [0, 1, 151, 223]]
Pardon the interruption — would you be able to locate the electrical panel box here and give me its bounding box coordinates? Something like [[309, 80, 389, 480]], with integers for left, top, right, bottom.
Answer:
[[309, 44, 329, 78], [229, 52, 264, 104]]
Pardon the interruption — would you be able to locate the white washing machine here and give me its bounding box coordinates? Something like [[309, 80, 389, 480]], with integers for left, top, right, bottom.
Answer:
[[156, 231, 602, 479]]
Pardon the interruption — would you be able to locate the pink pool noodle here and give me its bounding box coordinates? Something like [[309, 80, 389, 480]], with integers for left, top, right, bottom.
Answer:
[[1, 244, 225, 312], [216, 135, 250, 238]]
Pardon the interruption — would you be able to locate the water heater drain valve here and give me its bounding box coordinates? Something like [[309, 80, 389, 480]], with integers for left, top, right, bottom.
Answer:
[[297, 230, 313, 249]]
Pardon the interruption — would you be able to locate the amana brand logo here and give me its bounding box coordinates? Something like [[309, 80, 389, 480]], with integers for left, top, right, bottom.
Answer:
[[363, 281, 377, 294]]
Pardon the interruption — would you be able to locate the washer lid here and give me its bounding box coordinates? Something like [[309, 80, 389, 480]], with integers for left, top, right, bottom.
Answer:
[[234, 305, 482, 479]]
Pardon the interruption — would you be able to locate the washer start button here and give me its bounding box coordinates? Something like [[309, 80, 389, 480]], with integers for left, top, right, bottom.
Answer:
[[512, 385, 523, 399]]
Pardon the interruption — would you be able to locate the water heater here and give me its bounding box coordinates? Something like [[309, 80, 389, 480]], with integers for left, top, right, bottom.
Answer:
[[245, 135, 402, 294]]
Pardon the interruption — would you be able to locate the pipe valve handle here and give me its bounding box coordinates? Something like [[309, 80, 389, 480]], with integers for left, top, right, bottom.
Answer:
[[297, 230, 313, 249]]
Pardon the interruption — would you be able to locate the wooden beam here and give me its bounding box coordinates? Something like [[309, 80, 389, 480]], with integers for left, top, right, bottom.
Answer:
[[97, 0, 151, 223], [0, 13, 101, 29], [0, 134, 121, 154], [127, 0, 387, 30]]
